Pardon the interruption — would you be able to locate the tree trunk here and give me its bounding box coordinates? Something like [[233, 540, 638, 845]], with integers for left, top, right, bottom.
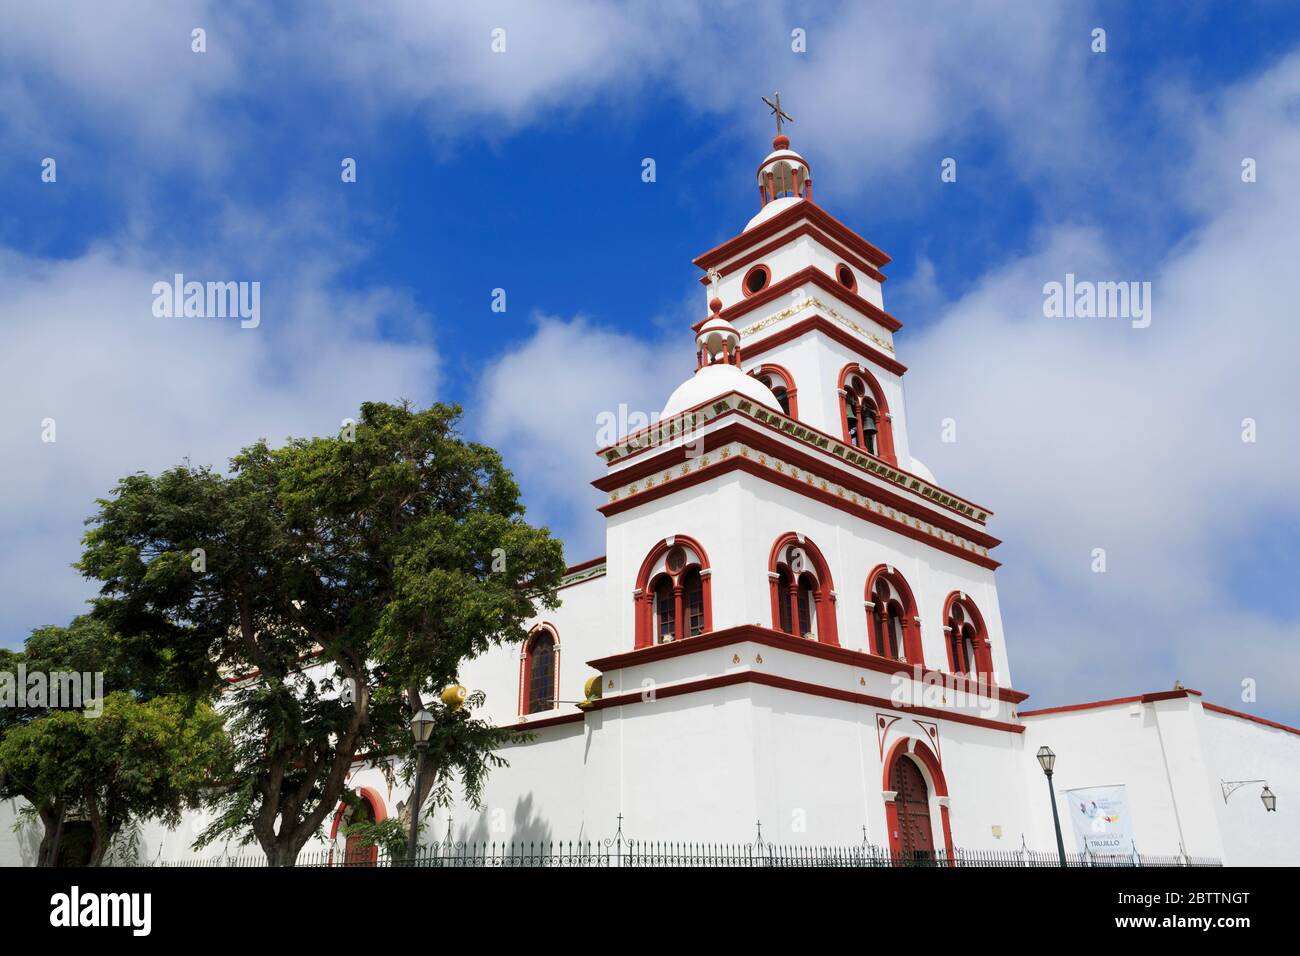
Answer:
[[38, 803, 65, 868], [87, 824, 110, 867]]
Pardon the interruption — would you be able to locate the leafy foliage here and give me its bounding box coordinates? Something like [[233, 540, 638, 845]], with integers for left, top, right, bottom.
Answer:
[[0, 683, 229, 866], [79, 402, 566, 865]]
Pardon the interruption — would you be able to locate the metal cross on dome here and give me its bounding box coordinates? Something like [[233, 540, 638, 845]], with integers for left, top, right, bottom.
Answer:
[[762, 92, 793, 135]]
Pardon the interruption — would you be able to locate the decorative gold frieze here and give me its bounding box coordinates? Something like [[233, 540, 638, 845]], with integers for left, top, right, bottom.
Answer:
[[737, 295, 896, 355], [605, 439, 990, 558], [602, 392, 990, 525]]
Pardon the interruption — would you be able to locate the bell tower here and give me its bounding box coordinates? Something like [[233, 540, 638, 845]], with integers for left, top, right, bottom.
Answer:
[[692, 121, 912, 473], [596, 99, 1001, 685]]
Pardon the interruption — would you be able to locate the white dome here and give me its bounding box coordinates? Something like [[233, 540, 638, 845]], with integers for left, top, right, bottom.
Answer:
[[745, 195, 803, 231], [908, 456, 936, 484], [660, 363, 782, 420]]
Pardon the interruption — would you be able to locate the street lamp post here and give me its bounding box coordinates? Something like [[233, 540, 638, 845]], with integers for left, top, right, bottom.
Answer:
[[1036, 746, 1068, 867], [406, 708, 435, 865]]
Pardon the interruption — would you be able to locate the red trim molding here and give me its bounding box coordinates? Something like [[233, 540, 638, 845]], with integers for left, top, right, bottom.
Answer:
[[595, 420, 1000, 570], [695, 221, 889, 286], [565, 555, 606, 576], [597, 394, 996, 531], [695, 265, 901, 334], [588, 624, 1029, 705], [1203, 702, 1300, 738], [693, 200, 891, 272], [1019, 688, 1203, 718], [742, 314, 908, 378], [599, 454, 1000, 570], [584, 668, 1023, 735], [597, 416, 994, 538], [501, 711, 586, 733]]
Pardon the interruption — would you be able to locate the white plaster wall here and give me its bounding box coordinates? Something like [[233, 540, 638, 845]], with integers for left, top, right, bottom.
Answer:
[[432, 673, 1033, 850], [433, 720, 589, 846], [1020, 702, 1191, 857], [1021, 697, 1300, 865], [0, 798, 41, 865], [1199, 708, 1300, 866], [749, 683, 1031, 849]]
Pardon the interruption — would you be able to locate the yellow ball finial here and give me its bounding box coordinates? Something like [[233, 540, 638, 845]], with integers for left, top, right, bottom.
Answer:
[[441, 684, 468, 711]]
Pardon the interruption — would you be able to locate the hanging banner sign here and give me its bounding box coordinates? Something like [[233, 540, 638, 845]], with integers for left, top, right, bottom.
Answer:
[[1064, 784, 1137, 858]]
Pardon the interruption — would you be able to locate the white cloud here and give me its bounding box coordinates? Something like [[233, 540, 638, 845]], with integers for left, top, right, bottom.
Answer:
[[903, 54, 1300, 715], [475, 315, 691, 559], [4, 2, 1296, 722], [0, 1, 1096, 200], [473, 51, 1300, 721], [0, 217, 438, 640]]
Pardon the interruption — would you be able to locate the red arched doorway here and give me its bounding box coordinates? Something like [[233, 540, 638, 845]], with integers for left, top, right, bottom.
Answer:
[[881, 737, 954, 864], [889, 755, 934, 862], [328, 787, 388, 867], [343, 796, 378, 866]]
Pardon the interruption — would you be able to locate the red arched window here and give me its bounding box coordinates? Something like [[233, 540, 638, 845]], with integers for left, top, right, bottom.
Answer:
[[866, 566, 923, 664], [634, 537, 713, 648], [838, 364, 897, 465], [753, 363, 799, 419], [943, 593, 993, 680], [768, 534, 839, 646], [520, 626, 559, 714]]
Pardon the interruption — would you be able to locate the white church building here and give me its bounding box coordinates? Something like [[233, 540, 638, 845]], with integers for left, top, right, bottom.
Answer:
[[2, 131, 1296, 867]]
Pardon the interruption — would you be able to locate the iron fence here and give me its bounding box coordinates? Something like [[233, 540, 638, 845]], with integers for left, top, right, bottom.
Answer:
[[157, 826, 1222, 869]]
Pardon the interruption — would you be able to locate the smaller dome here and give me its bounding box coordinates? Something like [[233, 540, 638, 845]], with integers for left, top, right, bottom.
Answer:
[[753, 136, 811, 224], [908, 456, 937, 484], [696, 314, 740, 362], [760, 146, 808, 168], [698, 315, 735, 335], [661, 362, 782, 420]]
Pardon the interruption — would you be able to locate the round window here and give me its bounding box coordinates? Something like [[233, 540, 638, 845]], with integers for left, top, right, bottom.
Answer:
[[743, 265, 770, 296], [666, 547, 687, 573], [836, 264, 857, 292]]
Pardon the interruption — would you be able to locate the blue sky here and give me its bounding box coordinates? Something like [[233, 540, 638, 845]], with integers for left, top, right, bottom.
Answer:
[[2, 1, 1299, 723]]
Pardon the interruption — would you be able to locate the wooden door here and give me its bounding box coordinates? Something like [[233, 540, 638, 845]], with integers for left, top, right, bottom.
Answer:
[[890, 755, 935, 863]]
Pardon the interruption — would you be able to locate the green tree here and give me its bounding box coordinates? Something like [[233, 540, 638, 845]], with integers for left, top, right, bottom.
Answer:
[[79, 402, 566, 865], [0, 691, 228, 866], [0, 617, 230, 866]]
